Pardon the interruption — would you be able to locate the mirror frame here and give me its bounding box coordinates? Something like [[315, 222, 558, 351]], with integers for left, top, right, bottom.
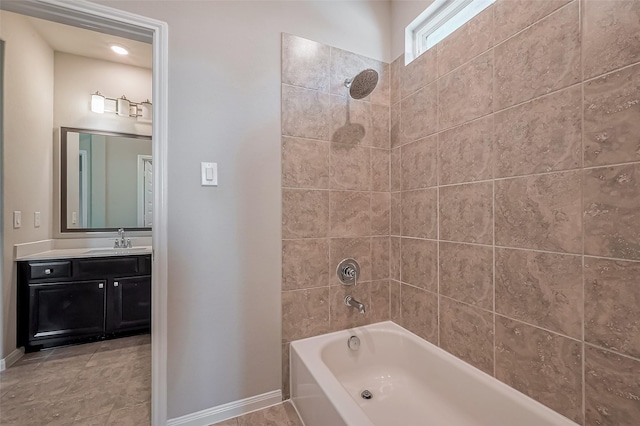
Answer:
[[60, 126, 152, 233]]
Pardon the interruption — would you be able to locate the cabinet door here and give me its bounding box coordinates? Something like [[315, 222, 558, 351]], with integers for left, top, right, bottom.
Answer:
[[28, 280, 106, 341], [107, 276, 151, 333]]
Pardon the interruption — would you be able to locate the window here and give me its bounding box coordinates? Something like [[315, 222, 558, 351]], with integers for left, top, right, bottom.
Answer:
[[405, 0, 495, 65]]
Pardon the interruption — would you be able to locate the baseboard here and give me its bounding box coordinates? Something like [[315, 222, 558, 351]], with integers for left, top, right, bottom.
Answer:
[[167, 390, 282, 426], [0, 347, 24, 371]]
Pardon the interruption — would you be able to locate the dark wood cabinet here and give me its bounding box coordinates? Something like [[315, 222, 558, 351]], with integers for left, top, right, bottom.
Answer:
[[17, 254, 151, 352]]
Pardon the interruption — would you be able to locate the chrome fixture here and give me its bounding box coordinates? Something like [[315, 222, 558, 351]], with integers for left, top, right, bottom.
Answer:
[[347, 335, 361, 351], [337, 258, 360, 286], [345, 295, 366, 314], [114, 228, 132, 249], [361, 390, 373, 400], [344, 69, 379, 100], [91, 91, 152, 121]]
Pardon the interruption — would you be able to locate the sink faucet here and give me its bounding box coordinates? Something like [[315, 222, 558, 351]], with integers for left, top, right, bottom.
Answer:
[[345, 295, 366, 314], [114, 228, 132, 249]]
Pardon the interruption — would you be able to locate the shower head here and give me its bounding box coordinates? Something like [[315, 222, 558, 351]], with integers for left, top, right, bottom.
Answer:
[[345, 69, 379, 100]]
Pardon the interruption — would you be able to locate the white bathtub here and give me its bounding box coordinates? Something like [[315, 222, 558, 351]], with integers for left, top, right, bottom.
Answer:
[[290, 321, 578, 426]]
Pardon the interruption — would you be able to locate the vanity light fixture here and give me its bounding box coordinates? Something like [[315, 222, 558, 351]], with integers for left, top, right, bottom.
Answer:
[[110, 45, 129, 55], [89, 91, 152, 121]]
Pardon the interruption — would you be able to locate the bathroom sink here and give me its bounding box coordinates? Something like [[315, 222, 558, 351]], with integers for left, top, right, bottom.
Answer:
[[84, 248, 149, 255]]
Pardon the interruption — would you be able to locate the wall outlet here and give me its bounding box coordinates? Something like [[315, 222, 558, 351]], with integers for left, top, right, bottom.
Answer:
[[13, 211, 21, 229], [34, 212, 41, 228]]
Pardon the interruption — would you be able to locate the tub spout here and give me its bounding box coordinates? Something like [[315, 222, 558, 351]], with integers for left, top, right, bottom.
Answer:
[[345, 295, 366, 314]]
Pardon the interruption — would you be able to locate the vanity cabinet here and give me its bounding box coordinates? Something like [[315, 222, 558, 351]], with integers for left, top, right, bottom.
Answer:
[[17, 254, 151, 352]]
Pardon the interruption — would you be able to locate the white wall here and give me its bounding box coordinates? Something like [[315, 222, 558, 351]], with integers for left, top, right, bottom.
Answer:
[[95, 0, 391, 419], [0, 11, 54, 358], [390, 0, 433, 59]]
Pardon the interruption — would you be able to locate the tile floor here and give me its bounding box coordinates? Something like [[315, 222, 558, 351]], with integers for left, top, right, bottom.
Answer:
[[0, 334, 151, 425], [211, 402, 302, 426]]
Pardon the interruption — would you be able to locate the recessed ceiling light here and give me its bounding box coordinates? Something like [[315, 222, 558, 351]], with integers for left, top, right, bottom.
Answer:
[[110, 45, 129, 55]]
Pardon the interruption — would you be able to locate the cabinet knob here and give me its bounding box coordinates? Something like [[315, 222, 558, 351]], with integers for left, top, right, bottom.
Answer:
[[98, 283, 104, 289], [114, 282, 119, 287], [44, 269, 52, 275]]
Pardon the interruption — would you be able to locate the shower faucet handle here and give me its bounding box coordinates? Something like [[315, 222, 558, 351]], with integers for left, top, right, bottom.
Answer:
[[336, 258, 360, 286]]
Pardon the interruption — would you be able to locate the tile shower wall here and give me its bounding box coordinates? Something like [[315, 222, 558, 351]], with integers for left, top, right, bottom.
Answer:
[[280, 34, 391, 398], [389, 1, 640, 425]]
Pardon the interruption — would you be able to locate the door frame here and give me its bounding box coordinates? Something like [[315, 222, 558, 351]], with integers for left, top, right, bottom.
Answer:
[[0, 1, 169, 424]]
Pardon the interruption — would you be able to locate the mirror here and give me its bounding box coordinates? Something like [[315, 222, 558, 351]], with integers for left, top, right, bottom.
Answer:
[[61, 127, 152, 232]]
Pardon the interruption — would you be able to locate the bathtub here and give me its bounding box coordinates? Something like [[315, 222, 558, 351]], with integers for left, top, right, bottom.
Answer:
[[290, 321, 578, 426]]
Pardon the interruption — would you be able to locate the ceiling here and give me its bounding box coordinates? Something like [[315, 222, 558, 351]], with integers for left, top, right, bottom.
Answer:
[[27, 15, 152, 69]]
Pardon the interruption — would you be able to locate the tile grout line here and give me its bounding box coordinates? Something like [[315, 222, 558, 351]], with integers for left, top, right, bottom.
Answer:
[[579, 0, 586, 419]]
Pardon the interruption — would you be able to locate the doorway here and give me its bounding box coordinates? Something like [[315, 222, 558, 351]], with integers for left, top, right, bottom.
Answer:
[[0, 1, 168, 424]]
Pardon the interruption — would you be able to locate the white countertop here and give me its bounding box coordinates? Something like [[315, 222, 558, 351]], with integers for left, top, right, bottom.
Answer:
[[16, 246, 152, 261]]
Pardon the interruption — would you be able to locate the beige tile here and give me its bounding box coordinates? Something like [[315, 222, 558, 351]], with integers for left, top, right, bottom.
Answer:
[[439, 242, 493, 309], [495, 171, 582, 253], [401, 189, 437, 239], [584, 63, 640, 168], [1, 369, 78, 405], [371, 237, 389, 281], [282, 239, 329, 291], [330, 143, 371, 190], [66, 356, 151, 393], [390, 55, 402, 105], [390, 147, 401, 192], [439, 115, 493, 185], [583, 0, 640, 79], [281, 34, 330, 91], [390, 237, 401, 281], [0, 399, 50, 425], [370, 62, 390, 106], [494, 86, 582, 178], [440, 182, 493, 245], [495, 317, 583, 423], [330, 282, 370, 330], [390, 191, 401, 236], [494, 2, 580, 110], [75, 413, 110, 425], [401, 83, 438, 143], [371, 148, 390, 192], [440, 297, 494, 375], [110, 374, 151, 411], [400, 284, 438, 344], [210, 419, 238, 426], [438, 50, 493, 130], [329, 191, 371, 237], [329, 238, 371, 284], [282, 288, 330, 342], [584, 164, 640, 260], [370, 104, 390, 149], [370, 280, 390, 323], [585, 345, 640, 426], [438, 5, 494, 76], [585, 257, 640, 358], [401, 238, 437, 292], [493, 0, 571, 43], [401, 135, 437, 190], [330, 95, 371, 145], [390, 101, 401, 148], [401, 48, 437, 99], [495, 248, 583, 339], [106, 402, 150, 426], [282, 189, 329, 239], [282, 84, 330, 140], [390, 280, 401, 323], [282, 137, 329, 189], [237, 402, 302, 426], [371, 192, 390, 236], [66, 387, 118, 422], [282, 343, 290, 400]]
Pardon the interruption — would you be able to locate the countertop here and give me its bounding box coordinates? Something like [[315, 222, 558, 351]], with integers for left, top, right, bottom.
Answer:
[[16, 246, 152, 261]]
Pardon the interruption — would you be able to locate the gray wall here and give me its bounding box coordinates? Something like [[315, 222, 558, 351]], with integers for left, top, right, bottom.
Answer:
[[96, 0, 391, 419]]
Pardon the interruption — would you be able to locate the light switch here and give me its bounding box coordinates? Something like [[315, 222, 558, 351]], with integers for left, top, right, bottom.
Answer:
[[13, 211, 21, 229], [201, 162, 218, 186], [72, 212, 77, 225], [34, 212, 41, 228]]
